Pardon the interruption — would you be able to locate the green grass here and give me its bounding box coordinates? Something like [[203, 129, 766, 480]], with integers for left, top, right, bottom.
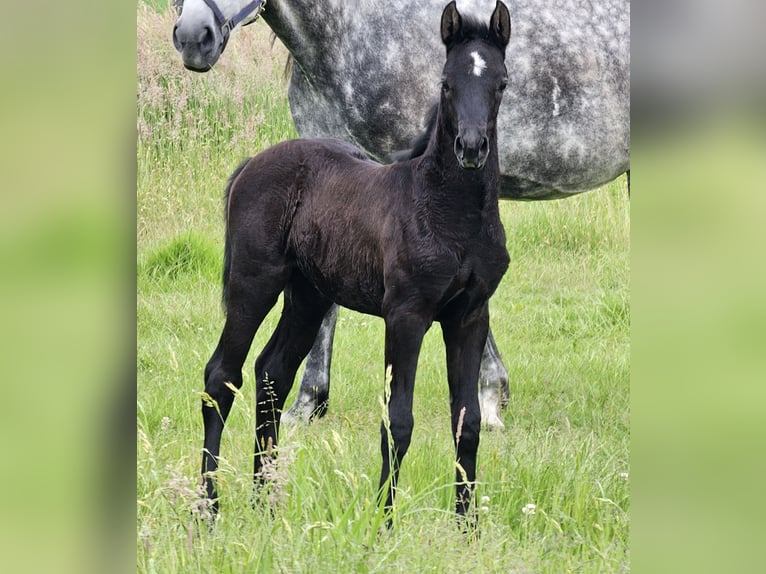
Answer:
[[138, 6, 629, 572], [143, 0, 174, 11]]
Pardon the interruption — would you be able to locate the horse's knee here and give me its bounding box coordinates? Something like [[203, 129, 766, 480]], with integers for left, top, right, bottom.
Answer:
[[455, 406, 481, 450], [457, 423, 480, 454], [203, 359, 242, 401], [386, 411, 414, 456]]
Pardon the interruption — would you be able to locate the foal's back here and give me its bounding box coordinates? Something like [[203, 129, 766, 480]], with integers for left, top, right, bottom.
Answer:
[[228, 138, 414, 316]]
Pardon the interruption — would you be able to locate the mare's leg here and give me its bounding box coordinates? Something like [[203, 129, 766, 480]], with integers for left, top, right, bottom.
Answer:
[[442, 304, 490, 521], [202, 273, 285, 510], [378, 305, 431, 524], [478, 328, 510, 429], [253, 275, 333, 480], [283, 304, 339, 422]]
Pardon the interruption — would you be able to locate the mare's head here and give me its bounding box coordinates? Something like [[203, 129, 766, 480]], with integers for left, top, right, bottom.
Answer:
[[438, 1, 511, 169], [172, 0, 265, 72]]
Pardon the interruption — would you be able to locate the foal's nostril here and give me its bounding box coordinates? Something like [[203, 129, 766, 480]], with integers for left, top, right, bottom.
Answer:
[[454, 136, 465, 158], [454, 131, 489, 167], [479, 136, 489, 157]]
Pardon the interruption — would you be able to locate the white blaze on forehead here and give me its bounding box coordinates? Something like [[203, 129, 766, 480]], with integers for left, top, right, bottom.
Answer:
[[470, 51, 486, 77]]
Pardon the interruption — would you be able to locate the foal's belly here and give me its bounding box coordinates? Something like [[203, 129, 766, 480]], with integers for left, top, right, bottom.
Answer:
[[290, 223, 386, 317], [299, 261, 385, 317]]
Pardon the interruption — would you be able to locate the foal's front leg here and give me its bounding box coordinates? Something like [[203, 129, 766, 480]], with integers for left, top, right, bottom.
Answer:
[[378, 308, 430, 523], [283, 306, 510, 430], [441, 304, 490, 520]]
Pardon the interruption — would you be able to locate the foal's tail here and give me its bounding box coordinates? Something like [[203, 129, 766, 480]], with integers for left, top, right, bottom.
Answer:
[[221, 158, 252, 311]]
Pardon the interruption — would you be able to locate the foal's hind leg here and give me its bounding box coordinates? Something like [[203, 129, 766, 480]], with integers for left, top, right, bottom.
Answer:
[[201, 273, 286, 511], [253, 275, 333, 482], [283, 304, 339, 423]]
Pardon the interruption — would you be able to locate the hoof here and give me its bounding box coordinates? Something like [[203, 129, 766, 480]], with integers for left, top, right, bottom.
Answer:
[[482, 412, 505, 430], [283, 392, 328, 424], [479, 391, 505, 430]]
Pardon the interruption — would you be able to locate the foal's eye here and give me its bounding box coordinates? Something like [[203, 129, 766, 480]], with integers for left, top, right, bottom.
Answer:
[[498, 80, 508, 92], [441, 81, 451, 95]]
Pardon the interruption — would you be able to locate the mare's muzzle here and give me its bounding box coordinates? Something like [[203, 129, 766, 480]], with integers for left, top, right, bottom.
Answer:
[[172, 0, 265, 72], [173, 17, 222, 72], [454, 126, 490, 169]]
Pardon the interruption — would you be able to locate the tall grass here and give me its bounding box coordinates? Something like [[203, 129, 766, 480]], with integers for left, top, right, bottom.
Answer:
[[137, 4, 295, 247], [137, 5, 629, 572]]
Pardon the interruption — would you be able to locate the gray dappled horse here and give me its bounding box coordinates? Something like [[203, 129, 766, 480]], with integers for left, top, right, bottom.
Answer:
[[172, 0, 630, 428], [203, 1, 512, 523]]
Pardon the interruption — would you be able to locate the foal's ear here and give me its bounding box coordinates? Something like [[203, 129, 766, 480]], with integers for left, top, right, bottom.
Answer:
[[489, 1, 511, 48], [441, 1, 462, 47]]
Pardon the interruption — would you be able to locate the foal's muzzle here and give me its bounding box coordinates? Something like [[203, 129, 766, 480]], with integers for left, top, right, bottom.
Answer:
[[454, 127, 489, 169]]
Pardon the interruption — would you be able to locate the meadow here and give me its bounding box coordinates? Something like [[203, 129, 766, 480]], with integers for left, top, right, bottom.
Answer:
[[137, 4, 629, 572]]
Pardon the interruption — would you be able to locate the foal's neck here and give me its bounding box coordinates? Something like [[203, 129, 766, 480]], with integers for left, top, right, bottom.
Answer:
[[409, 107, 501, 242], [419, 107, 500, 211]]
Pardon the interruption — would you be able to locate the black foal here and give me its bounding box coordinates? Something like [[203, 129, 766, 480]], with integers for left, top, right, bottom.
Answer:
[[200, 0, 512, 525]]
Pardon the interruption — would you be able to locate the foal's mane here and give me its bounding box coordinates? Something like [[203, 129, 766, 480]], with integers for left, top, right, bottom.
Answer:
[[390, 103, 438, 162], [391, 15, 494, 163], [448, 14, 494, 44]]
